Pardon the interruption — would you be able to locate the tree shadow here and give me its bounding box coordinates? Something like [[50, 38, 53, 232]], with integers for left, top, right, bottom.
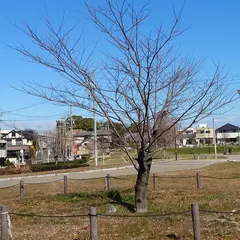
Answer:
[[56, 189, 135, 212], [106, 190, 135, 212]]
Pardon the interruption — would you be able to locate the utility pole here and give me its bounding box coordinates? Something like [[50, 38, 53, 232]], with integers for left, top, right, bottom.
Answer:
[[93, 98, 98, 167], [21, 130, 25, 164], [213, 118, 217, 160], [40, 135, 43, 162], [64, 120, 67, 161], [238, 125, 240, 146], [107, 116, 110, 157], [208, 130, 210, 155], [46, 133, 50, 163], [174, 137, 177, 161], [91, 71, 98, 167], [70, 105, 74, 160]]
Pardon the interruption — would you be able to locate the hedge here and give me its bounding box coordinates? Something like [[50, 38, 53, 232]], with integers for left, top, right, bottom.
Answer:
[[31, 159, 89, 172]]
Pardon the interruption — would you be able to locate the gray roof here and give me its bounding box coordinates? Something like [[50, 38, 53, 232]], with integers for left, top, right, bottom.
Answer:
[[216, 123, 238, 132]]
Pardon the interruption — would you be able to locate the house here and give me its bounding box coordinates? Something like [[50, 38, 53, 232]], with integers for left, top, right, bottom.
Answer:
[[1, 130, 34, 164], [0, 139, 7, 166], [216, 123, 239, 144], [195, 124, 214, 145], [73, 129, 111, 156], [177, 128, 196, 147]]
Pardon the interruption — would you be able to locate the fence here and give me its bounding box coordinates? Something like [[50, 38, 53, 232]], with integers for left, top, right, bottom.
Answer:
[[1, 173, 240, 239], [1, 172, 240, 200], [1, 203, 240, 240]]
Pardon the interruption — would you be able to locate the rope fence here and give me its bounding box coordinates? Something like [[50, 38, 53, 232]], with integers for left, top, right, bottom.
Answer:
[[1, 203, 240, 240], [1, 172, 240, 200]]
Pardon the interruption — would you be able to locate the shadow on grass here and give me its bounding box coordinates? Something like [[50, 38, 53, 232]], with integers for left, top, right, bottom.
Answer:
[[56, 189, 135, 212], [107, 190, 135, 212]]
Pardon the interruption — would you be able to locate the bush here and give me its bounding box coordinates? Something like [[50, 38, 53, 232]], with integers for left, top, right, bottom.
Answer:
[[31, 159, 89, 172], [0, 165, 31, 175], [81, 154, 90, 161], [4, 159, 14, 167]]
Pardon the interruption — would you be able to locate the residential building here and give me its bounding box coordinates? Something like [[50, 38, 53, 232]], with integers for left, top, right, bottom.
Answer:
[[195, 124, 214, 145], [216, 123, 239, 144], [0, 139, 7, 165], [73, 129, 111, 156], [1, 130, 34, 164], [177, 128, 196, 147]]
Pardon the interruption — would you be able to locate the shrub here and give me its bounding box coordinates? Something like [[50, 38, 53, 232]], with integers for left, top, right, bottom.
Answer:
[[31, 159, 89, 172], [0, 165, 31, 175], [4, 159, 14, 167], [81, 154, 90, 161]]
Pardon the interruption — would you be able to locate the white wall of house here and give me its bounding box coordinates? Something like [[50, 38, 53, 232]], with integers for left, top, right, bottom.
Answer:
[[0, 139, 7, 158], [217, 132, 238, 139], [217, 132, 238, 143], [22, 139, 33, 145], [0, 150, 7, 158]]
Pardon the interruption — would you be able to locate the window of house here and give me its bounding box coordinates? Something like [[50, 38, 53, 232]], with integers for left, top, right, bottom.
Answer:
[[206, 130, 210, 133], [200, 130, 204, 134], [12, 139, 16, 145], [12, 132, 15, 137], [16, 140, 22, 146]]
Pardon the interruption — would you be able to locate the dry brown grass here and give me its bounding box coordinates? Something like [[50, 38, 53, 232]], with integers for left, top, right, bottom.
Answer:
[[1, 162, 240, 239]]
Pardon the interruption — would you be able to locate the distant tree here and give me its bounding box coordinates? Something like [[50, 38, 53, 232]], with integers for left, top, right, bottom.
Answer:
[[154, 112, 177, 148], [16, 1, 236, 212], [71, 115, 83, 129], [109, 122, 127, 148], [66, 115, 99, 131]]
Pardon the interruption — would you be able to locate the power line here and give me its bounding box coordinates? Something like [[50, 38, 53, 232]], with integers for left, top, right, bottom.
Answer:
[[5, 112, 67, 119], [1, 102, 46, 114]]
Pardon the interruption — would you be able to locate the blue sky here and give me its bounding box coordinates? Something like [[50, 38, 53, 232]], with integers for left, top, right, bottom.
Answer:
[[0, 0, 240, 131]]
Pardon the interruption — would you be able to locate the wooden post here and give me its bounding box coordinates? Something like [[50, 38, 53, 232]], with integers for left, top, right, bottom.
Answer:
[[90, 207, 98, 240], [1, 206, 8, 240], [191, 203, 201, 240], [196, 173, 200, 189], [153, 174, 157, 191], [20, 179, 24, 200], [105, 174, 111, 191], [107, 174, 111, 191], [104, 176, 108, 191], [64, 175, 68, 194]]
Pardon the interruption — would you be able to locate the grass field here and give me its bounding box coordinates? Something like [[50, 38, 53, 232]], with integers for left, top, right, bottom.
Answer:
[[1, 162, 240, 239]]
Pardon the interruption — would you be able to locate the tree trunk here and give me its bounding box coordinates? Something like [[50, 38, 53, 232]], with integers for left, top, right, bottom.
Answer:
[[135, 153, 152, 213]]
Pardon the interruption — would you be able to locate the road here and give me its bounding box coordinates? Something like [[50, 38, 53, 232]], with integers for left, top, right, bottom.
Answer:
[[0, 159, 223, 187]]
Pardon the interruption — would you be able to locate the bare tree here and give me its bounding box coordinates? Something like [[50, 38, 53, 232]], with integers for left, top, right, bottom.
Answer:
[[14, 1, 235, 212], [40, 130, 61, 164]]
